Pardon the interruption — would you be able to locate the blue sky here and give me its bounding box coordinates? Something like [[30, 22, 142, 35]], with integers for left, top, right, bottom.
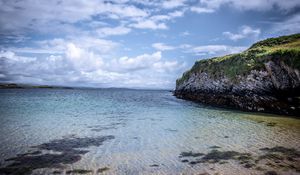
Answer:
[[0, 0, 299, 89]]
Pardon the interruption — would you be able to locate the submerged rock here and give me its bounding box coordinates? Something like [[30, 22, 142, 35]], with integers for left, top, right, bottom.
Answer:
[[179, 146, 300, 173], [66, 169, 92, 174], [174, 34, 300, 116], [97, 167, 109, 173], [0, 136, 114, 175], [179, 151, 204, 158]]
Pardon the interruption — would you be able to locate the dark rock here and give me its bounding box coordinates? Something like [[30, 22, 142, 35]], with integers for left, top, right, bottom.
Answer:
[[201, 150, 239, 162], [97, 167, 109, 173], [264, 171, 278, 175], [174, 34, 300, 116], [66, 169, 92, 174], [266, 122, 276, 127], [179, 151, 204, 158], [0, 136, 114, 175], [52, 170, 62, 174], [149, 164, 159, 167], [244, 163, 255, 168]]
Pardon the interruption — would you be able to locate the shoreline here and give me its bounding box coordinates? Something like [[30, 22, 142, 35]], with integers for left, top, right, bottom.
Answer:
[[174, 90, 300, 117]]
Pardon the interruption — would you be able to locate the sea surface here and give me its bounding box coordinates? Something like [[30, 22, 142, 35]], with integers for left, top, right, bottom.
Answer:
[[0, 89, 299, 175]]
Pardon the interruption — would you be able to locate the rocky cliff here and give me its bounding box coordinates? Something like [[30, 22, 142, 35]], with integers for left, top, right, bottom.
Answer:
[[175, 34, 300, 116]]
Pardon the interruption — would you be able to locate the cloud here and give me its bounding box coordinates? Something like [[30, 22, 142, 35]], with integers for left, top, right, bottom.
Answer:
[[0, 46, 185, 88], [190, 7, 214, 13], [191, 0, 300, 13], [189, 45, 247, 56], [180, 31, 191, 36], [168, 10, 185, 17], [0, 0, 148, 35], [152, 43, 176, 51], [96, 25, 131, 37], [223, 25, 261, 41], [271, 13, 300, 34], [130, 20, 168, 30], [129, 8, 185, 30], [150, 42, 246, 57], [162, 0, 187, 9], [37, 37, 118, 54], [109, 52, 162, 72]]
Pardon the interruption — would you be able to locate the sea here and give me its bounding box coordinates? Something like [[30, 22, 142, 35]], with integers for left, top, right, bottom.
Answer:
[[0, 89, 299, 175]]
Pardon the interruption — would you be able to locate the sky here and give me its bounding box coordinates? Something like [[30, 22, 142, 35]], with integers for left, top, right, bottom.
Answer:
[[0, 0, 299, 89]]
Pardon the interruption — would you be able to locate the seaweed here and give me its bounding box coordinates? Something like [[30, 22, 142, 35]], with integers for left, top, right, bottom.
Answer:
[[0, 136, 114, 175]]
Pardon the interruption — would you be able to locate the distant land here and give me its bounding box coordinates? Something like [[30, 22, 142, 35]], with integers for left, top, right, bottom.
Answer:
[[0, 83, 74, 89], [0, 83, 169, 91], [175, 33, 300, 116]]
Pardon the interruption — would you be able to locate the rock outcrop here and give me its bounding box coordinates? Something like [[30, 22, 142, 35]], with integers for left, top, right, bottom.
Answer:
[[175, 34, 300, 116]]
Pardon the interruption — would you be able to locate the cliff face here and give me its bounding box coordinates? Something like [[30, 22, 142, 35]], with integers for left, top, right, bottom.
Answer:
[[175, 34, 300, 116]]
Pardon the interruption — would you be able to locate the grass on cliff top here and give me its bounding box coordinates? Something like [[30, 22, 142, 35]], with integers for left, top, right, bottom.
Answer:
[[176, 33, 300, 86]]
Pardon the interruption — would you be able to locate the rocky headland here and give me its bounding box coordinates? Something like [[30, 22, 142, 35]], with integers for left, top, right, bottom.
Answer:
[[175, 34, 300, 116]]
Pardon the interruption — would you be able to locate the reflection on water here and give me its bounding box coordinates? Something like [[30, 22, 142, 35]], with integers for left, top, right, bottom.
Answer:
[[0, 89, 299, 175]]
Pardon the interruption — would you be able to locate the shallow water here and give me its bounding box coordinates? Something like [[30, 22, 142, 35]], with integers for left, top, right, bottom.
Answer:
[[0, 89, 299, 175]]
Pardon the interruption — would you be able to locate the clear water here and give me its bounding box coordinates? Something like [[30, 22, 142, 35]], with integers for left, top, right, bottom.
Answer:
[[0, 89, 299, 175]]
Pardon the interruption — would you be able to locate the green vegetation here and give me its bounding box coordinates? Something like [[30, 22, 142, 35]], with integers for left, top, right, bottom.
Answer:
[[176, 33, 300, 86]]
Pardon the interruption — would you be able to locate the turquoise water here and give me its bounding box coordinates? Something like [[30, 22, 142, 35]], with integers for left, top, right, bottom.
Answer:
[[0, 89, 299, 175]]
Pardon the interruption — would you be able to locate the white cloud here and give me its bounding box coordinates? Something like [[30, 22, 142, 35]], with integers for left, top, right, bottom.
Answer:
[[153, 61, 185, 73], [0, 47, 185, 88], [152, 43, 176, 51], [162, 0, 187, 9], [190, 45, 247, 56], [190, 7, 214, 13], [97, 25, 131, 37], [223, 25, 261, 41], [0, 0, 148, 34], [168, 10, 185, 17], [130, 20, 168, 30], [200, 0, 300, 11], [38, 37, 118, 54], [180, 31, 190, 36]]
